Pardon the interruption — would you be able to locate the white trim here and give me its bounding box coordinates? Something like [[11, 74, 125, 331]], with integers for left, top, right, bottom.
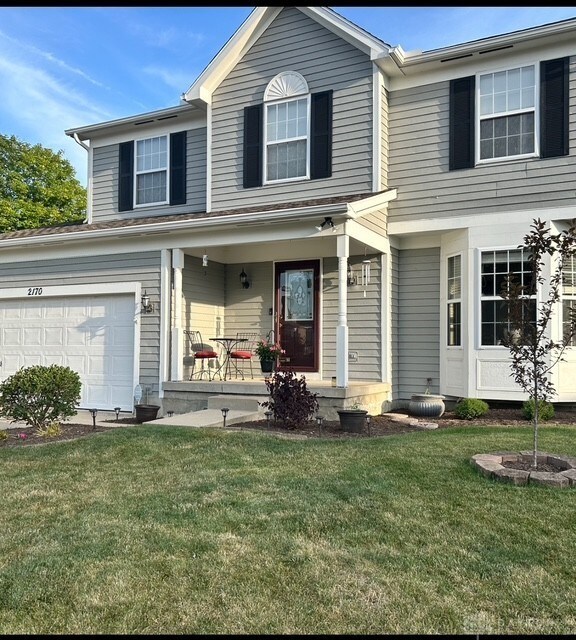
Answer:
[[0, 281, 142, 410], [86, 145, 93, 224], [372, 63, 382, 193], [474, 61, 540, 166], [264, 71, 309, 101], [133, 134, 169, 208], [206, 103, 212, 213], [263, 94, 311, 185], [159, 249, 171, 398], [336, 234, 350, 387]]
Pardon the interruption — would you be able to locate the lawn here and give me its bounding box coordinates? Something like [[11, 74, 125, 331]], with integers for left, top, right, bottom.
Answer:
[[0, 424, 575, 634]]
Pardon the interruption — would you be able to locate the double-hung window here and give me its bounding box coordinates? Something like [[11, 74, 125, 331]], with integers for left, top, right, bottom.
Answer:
[[447, 255, 462, 346], [135, 135, 168, 206], [480, 249, 536, 346], [478, 65, 537, 162], [265, 97, 309, 182], [449, 57, 568, 171], [562, 254, 576, 346]]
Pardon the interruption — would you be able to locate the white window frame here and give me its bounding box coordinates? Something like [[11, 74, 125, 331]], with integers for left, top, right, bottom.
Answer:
[[134, 134, 169, 207], [475, 62, 540, 165], [447, 253, 462, 347], [561, 254, 576, 347], [478, 247, 537, 348], [262, 71, 311, 185]]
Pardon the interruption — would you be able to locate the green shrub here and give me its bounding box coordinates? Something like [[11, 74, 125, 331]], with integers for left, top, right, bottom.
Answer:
[[0, 430, 7, 441], [0, 364, 81, 429], [522, 398, 555, 421], [454, 398, 490, 420], [263, 369, 319, 429]]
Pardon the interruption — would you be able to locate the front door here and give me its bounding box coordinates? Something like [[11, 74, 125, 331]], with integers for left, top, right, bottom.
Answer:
[[274, 260, 319, 372]]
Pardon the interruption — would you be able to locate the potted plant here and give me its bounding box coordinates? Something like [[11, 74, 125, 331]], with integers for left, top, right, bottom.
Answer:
[[254, 338, 284, 373], [337, 402, 368, 432], [408, 378, 445, 418]]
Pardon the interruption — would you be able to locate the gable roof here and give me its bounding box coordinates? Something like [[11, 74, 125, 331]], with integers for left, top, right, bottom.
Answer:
[[182, 6, 391, 105]]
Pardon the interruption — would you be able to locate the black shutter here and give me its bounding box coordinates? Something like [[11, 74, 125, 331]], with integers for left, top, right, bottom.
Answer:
[[243, 104, 263, 188], [449, 76, 475, 170], [170, 131, 187, 205], [540, 57, 569, 159], [310, 90, 333, 180], [118, 141, 134, 212]]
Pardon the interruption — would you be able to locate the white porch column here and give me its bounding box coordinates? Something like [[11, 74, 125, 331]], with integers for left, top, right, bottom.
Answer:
[[171, 249, 185, 381], [336, 234, 349, 387]]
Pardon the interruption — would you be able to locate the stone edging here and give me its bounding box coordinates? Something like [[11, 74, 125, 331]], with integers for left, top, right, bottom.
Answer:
[[471, 451, 576, 488]]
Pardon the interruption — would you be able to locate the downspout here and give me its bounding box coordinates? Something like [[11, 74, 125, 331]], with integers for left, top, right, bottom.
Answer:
[[70, 132, 92, 224]]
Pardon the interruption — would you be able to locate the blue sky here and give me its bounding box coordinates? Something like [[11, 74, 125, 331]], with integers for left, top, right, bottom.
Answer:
[[1, 5, 575, 187]]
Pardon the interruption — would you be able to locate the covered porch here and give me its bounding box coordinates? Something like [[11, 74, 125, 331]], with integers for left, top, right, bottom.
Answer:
[[155, 191, 397, 414]]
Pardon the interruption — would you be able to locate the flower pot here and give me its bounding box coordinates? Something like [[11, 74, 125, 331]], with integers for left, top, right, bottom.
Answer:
[[408, 394, 445, 418], [135, 404, 160, 423], [260, 358, 275, 373], [337, 409, 368, 432]]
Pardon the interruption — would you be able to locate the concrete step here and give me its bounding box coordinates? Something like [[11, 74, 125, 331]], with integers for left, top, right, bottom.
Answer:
[[145, 408, 262, 428], [206, 394, 268, 413]]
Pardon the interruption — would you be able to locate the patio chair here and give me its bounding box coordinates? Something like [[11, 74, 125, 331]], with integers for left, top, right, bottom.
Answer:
[[184, 330, 220, 380], [229, 331, 259, 379]]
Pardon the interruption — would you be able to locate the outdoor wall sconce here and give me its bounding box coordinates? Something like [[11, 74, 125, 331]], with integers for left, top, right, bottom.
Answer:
[[347, 263, 357, 286], [141, 290, 154, 313], [221, 407, 229, 429], [315, 216, 335, 232], [89, 408, 98, 429], [240, 267, 250, 289], [114, 406, 121, 422]]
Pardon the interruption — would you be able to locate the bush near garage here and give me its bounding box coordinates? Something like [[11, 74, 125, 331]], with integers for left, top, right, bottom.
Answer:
[[522, 398, 555, 422], [454, 398, 490, 420], [0, 364, 81, 429]]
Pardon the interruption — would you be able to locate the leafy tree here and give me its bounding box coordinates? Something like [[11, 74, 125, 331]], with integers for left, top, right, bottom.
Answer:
[[0, 134, 86, 232], [500, 218, 576, 468]]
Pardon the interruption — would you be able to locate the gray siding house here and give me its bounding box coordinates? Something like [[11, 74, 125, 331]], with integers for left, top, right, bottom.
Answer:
[[1, 6, 575, 417]]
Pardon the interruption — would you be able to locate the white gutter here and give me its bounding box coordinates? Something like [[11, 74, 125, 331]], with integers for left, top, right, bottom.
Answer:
[[72, 132, 89, 152]]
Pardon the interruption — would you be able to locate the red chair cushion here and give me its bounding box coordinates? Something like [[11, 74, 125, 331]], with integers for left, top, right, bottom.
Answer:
[[195, 351, 218, 358], [230, 350, 252, 359]]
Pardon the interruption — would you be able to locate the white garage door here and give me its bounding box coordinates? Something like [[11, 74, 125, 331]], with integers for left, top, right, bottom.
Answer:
[[0, 294, 135, 411]]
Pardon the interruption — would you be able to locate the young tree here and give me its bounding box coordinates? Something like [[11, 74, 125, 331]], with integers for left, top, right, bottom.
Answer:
[[500, 218, 576, 468], [0, 134, 86, 232]]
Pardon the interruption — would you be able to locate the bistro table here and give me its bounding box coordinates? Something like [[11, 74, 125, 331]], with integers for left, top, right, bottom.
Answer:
[[210, 337, 248, 381]]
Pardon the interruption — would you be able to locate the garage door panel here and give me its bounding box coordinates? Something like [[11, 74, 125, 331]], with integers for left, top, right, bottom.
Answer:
[[0, 294, 135, 411], [45, 328, 64, 346], [2, 328, 20, 345]]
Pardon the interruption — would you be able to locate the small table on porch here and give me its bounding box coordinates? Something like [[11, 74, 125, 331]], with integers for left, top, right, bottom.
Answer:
[[210, 337, 248, 381]]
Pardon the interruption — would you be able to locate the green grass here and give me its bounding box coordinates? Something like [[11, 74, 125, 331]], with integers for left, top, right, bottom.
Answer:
[[1, 424, 575, 634]]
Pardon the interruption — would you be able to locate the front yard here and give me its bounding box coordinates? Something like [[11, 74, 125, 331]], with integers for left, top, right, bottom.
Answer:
[[0, 423, 575, 634]]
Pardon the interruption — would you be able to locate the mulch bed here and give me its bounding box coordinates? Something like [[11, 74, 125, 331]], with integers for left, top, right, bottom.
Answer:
[[2, 407, 576, 448]]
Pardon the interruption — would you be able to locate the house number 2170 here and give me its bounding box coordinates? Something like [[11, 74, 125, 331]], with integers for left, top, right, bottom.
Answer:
[[27, 287, 43, 296]]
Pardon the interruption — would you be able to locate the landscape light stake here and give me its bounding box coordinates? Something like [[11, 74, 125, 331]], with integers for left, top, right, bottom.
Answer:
[[221, 407, 229, 429], [316, 414, 324, 435], [265, 410, 273, 429], [167, 410, 174, 418], [89, 408, 98, 430], [366, 414, 371, 437], [114, 407, 121, 422]]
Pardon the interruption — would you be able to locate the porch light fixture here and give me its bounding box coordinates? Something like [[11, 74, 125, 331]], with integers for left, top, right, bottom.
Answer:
[[141, 290, 154, 313], [89, 408, 98, 429], [315, 216, 335, 232], [347, 263, 357, 286], [239, 267, 250, 289]]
